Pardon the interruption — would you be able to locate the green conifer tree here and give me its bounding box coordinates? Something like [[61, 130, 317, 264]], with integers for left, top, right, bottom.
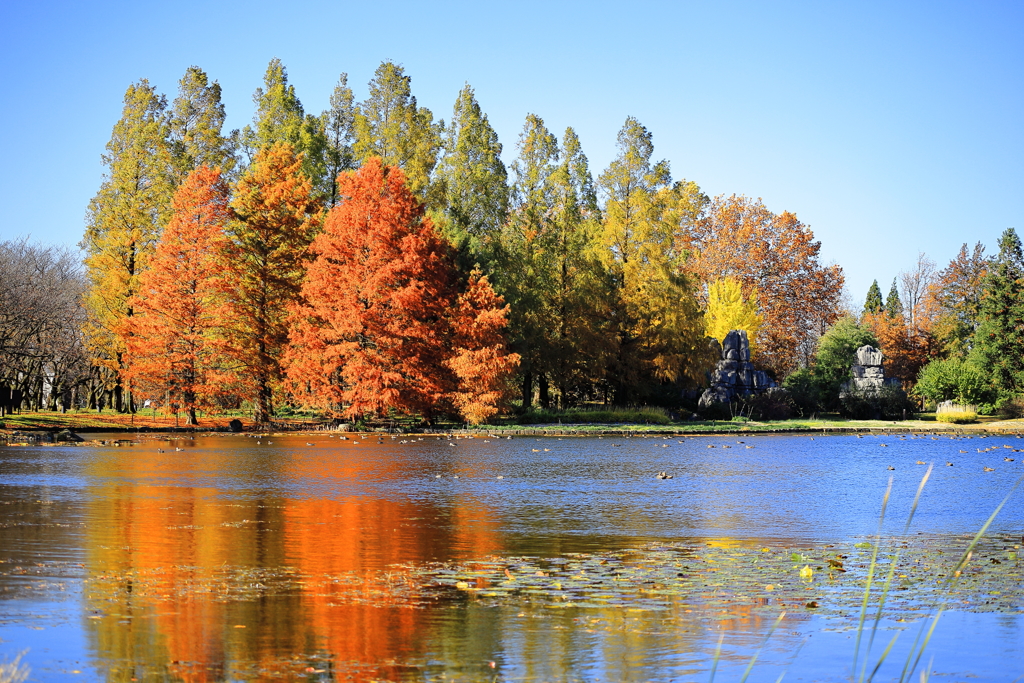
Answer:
[[241, 58, 305, 159], [240, 59, 328, 193], [493, 114, 560, 408], [435, 84, 509, 263], [167, 66, 237, 181], [319, 72, 357, 207], [885, 278, 904, 319], [597, 117, 705, 403], [545, 127, 608, 406], [353, 61, 441, 199], [864, 280, 883, 315], [971, 228, 1024, 398], [82, 80, 174, 412]]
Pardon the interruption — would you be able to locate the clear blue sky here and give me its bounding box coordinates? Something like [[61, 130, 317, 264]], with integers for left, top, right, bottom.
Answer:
[[1, 0, 1020, 303]]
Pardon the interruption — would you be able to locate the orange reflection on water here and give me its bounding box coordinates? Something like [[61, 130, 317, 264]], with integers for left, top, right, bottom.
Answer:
[[82, 444, 503, 681], [282, 450, 502, 676]]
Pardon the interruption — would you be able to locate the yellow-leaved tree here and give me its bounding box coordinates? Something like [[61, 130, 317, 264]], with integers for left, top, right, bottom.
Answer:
[[704, 277, 763, 356], [597, 117, 710, 402]]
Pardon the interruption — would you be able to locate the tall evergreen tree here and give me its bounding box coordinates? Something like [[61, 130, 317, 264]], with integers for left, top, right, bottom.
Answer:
[[224, 143, 319, 423], [353, 61, 441, 198], [319, 72, 357, 207], [971, 228, 1024, 397], [167, 66, 237, 181], [598, 117, 705, 403], [241, 58, 305, 158], [435, 84, 508, 263], [885, 278, 904, 319], [493, 114, 560, 408], [864, 280, 883, 315], [124, 166, 235, 425], [544, 127, 608, 406], [241, 59, 328, 193], [82, 79, 174, 412]]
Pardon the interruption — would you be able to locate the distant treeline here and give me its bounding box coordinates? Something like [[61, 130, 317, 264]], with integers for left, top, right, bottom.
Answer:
[[20, 60, 1019, 424]]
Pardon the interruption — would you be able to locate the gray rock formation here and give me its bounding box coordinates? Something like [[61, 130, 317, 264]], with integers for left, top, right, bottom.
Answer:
[[841, 345, 899, 395], [698, 330, 777, 408]]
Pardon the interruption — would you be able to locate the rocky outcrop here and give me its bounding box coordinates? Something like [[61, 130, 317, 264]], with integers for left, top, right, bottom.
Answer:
[[841, 345, 899, 395], [698, 330, 777, 408]]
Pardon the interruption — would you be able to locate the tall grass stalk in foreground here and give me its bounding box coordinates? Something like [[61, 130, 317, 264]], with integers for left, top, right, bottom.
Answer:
[[0, 652, 28, 683], [709, 467, 1019, 682], [898, 473, 1023, 683], [709, 613, 786, 683], [738, 611, 786, 683], [852, 476, 892, 680], [857, 465, 933, 682], [855, 467, 1021, 682]]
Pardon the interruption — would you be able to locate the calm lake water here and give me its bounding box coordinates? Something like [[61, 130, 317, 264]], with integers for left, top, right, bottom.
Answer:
[[1, 431, 1023, 682]]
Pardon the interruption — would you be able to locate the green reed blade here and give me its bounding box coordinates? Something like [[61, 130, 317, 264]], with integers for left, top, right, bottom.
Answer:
[[739, 611, 786, 683], [867, 632, 900, 682], [708, 631, 724, 683], [863, 464, 932, 681], [854, 476, 892, 679], [902, 473, 1023, 682]]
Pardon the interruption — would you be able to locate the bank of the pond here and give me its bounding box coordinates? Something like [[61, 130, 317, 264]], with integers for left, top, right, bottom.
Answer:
[[2, 409, 1023, 441]]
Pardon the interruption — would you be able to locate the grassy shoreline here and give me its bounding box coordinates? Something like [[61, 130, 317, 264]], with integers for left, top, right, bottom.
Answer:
[[2, 409, 1023, 437]]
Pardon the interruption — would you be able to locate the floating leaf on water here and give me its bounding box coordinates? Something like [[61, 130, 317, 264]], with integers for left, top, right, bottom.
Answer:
[[855, 542, 873, 549]]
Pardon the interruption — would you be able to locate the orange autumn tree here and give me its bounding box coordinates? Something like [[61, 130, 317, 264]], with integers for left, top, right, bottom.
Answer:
[[123, 166, 234, 424], [446, 269, 520, 424], [224, 142, 319, 423], [683, 195, 844, 377], [284, 158, 517, 424], [861, 310, 924, 385]]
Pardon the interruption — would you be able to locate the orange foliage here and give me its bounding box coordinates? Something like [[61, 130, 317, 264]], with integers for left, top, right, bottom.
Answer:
[[445, 269, 520, 424], [904, 283, 947, 361], [683, 195, 844, 377], [284, 158, 516, 423], [123, 166, 234, 424], [223, 143, 319, 422], [862, 311, 929, 384]]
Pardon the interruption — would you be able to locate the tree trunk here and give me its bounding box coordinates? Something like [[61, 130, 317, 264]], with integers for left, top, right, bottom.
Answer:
[[538, 374, 550, 409], [253, 376, 272, 424], [521, 370, 533, 410], [184, 390, 198, 425]]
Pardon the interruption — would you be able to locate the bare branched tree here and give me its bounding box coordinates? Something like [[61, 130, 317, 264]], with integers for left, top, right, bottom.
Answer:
[[899, 252, 937, 330], [0, 238, 92, 413]]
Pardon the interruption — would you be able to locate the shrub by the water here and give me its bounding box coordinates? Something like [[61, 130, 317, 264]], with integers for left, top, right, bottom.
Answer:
[[839, 385, 914, 420], [936, 411, 977, 424], [740, 388, 793, 420], [914, 357, 992, 406], [996, 394, 1024, 419], [782, 368, 820, 417], [935, 401, 979, 423]]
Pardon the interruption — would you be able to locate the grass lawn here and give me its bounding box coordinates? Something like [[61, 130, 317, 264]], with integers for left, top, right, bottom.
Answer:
[[5, 409, 1022, 436]]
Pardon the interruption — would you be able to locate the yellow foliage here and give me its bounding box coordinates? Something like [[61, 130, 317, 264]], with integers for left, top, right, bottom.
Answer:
[[704, 277, 763, 356]]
